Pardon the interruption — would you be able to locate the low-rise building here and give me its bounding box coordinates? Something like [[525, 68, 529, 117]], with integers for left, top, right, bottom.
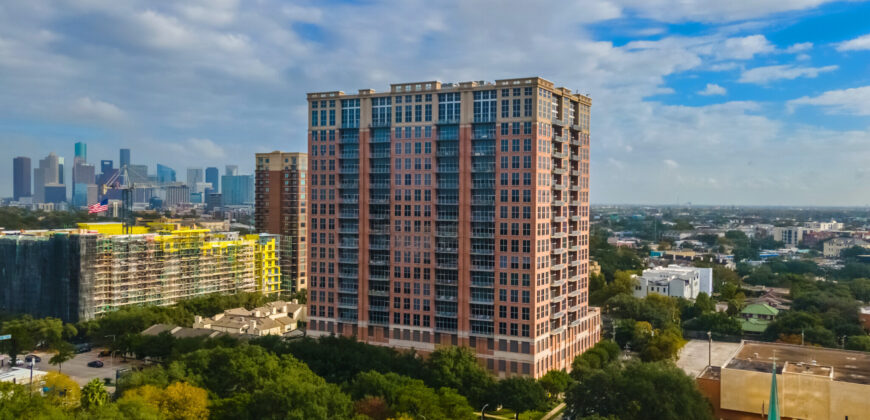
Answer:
[[632, 265, 711, 300], [771, 226, 806, 247], [823, 237, 870, 258], [804, 220, 845, 232], [739, 303, 779, 334], [193, 300, 306, 337], [698, 341, 870, 420]]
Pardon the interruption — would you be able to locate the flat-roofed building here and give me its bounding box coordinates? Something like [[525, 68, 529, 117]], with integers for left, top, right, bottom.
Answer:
[[255, 152, 308, 293], [697, 341, 870, 420], [306, 77, 599, 377]]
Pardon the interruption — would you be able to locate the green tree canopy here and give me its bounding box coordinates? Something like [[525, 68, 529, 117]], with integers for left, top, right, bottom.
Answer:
[[565, 361, 713, 420], [423, 346, 495, 407]]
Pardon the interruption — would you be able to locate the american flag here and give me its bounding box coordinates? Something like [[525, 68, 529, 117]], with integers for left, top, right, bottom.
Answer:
[[88, 199, 109, 214]]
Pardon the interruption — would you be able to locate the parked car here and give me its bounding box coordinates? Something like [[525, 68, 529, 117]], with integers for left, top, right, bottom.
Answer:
[[87, 360, 104, 368], [24, 355, 41, 363], [75, 343, 92, 353], [98, 350, 112, 357], [12, 359, 24, 366]]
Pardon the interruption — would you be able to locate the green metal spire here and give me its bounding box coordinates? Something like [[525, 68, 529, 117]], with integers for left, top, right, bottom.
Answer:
[[768, 360, 780, 420]]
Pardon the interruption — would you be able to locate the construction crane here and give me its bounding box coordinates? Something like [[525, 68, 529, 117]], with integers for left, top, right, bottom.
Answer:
[[101, 165, 136, 234]]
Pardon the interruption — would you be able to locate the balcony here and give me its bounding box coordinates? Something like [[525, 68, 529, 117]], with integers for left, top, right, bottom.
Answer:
[[435, 295, 458, 302], [437, 117, 461, 125], [436, 245, 458, 253], [437, 196, 459, 205], [369, 213, 389, 220], [370, 197, 390, 204], [471, 196, 494, 205], [437, 181, 459, 189], [370, 242, 390, 250], [552, 134, 565, 143], [470, 296, 494, 304], [470, 248, 494, 255], [553, 167, 567, 175], [436, 213, 459, 222], [369, 305, 389, 312], [370, 119, 391, 128], [551, 263, 566, 271], [371, 166, 390, 173], [338, 302, 358, 309], [369, 258, 389, 266], [369, 272, 389, 281], [338, 286, 358, 294], [340, 152, 359, 159], [552, 150, 568, 159], [339, 226, 359, 234], [552, 231, 566, 239], [437, 149, 459, 157], [339, 181, 359, 189], [436, 228, 458, 237], [340, 166, 359, 174], [370, 151, 391, 158], [436, 310, 458, 317], [369, 289, 389, 297], [341, 195, 359, 204], [369, 182, 390, 189], [551, 278, 566, 288], [551, 310, 565, 320], [339, 211, 359, 219], [470, 313, 494, 321], [472, 164, 495, 172], [552, 117, 567, 126], [436, 261, 458, 270], [435, 278, 458, 286], [339, 256, 358, 264], [569, 288, 582, 297], [471, 230, 494, 239], [551, 326, 566, 335]]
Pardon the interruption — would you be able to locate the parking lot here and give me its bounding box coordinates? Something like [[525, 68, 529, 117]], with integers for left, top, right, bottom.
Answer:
[[2, 348, 145, 388]]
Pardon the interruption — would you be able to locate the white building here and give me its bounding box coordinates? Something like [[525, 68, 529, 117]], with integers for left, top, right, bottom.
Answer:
[[823, 237, 870, 258], [771, 226, 806, 247], [632, 265, 710, 300], [804, 220, 845, 232]]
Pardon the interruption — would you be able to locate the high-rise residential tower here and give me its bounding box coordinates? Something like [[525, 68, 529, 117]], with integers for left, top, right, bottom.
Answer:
[[306, 77, 598, 377], [255, 152, 308, 292], [13, 157, 31, 201]]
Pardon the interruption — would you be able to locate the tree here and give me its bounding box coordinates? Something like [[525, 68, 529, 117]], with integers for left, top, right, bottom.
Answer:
[[845, 335, 870, 352], [565, 361, 713, 420], [496, 377, 548, 414], [49, 341, 76, 373], [346, 370, 475, 420], [42, 372, 80, 409], [81, 378, 110, 410], [424, 346, 495, 407], [124, 382, 210, 420], [354, 396, 393, 420], [683, 312, 742, 336], [538, 370, 572, 400]]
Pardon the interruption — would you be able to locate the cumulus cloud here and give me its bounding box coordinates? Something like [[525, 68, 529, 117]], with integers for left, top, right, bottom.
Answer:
[[68, 97, 127, 123], [0, 0, 867, 204], [738, 64, 838, 84], [698, 83, 727, 95], [785, 42, 812, 53], [664, 159, 679, 168], [787, 85, 870, 115], [836, 33, 870, 51]]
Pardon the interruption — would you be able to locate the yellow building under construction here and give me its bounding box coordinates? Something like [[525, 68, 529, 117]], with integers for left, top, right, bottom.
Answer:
[[0, 222, 282, 321]]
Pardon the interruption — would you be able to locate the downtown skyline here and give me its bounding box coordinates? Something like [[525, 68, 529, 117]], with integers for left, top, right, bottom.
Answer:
[[1, 1, 870, 205]]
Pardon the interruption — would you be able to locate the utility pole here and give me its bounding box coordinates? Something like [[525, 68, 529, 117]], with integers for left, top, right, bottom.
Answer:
[[707, 331, 712, 367]]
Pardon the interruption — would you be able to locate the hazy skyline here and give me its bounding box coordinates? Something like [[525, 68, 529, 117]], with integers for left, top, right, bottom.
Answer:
[[1, 0, 869, 205]]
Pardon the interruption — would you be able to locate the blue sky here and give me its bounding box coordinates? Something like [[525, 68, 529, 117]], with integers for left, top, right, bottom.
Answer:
[[1, 0, 869, 205]]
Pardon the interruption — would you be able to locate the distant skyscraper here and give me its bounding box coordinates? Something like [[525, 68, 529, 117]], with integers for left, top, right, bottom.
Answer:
[[57, 157, 64, 185], [221, 174, 253, 205], [72, 163, 96, 207], [186, 168, 203, 188], [100, 160, 113, 176], [34, 153, 61, 203], [127, 164, 149, 184], [13, 157, 31, 201], [156, 164, 176, 183], [255, 151, 308, 292], [74, 142, 87, 164], [225, 165, 238, 176], [305, 77, 597, 377], [119, 148, 130, 169], [205, 167, 219, 195]]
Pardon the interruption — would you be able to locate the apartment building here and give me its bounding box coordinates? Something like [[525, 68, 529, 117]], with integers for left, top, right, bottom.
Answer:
[[306, 77, 600, 377], [255, 152, 308, 292], [0, 223, 278, 322]]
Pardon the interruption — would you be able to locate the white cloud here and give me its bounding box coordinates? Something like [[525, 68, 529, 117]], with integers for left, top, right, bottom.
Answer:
[[717, 35, 774, 60], [68, 97, 127, 123], [167, 138, 227, 160], [738, 64, 838, 84], [698, 83, 727, 96], [785, 42, 812, 53], [836, 33, 870, 51], [664, 159, 679, 168], [613, 0, 852, 23], [787, 85, 870, 115]]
